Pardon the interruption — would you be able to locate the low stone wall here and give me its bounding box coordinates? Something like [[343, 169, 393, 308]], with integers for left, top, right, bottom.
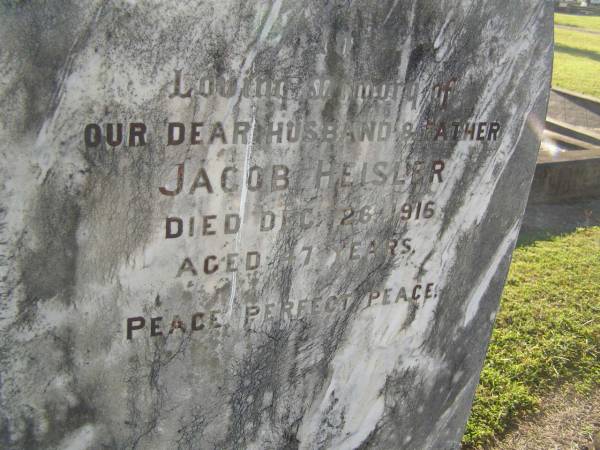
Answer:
[[529, 149, 600, 203]]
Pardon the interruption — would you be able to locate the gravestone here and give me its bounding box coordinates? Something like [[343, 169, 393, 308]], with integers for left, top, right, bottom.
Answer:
[[0, 1, 553, 449]]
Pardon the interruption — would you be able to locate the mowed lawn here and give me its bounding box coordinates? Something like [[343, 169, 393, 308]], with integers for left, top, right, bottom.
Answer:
[[553, 14, 600, 98], [555, 12, 600, 31], [462, 228, 600, 448]]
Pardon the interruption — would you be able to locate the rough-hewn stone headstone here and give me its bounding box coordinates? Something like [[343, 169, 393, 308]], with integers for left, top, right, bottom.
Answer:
[[0, 1, 552, 448]]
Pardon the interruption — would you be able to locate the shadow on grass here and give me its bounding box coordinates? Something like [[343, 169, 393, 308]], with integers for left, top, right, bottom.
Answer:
[[517, 229, 565, 248], [517, 198, 600, 248], [554, 43, 600, 62], [517, 229, 563, 248]]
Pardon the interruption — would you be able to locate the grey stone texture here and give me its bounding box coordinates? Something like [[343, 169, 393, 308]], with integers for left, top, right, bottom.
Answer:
[[0, 1, 552, 449]]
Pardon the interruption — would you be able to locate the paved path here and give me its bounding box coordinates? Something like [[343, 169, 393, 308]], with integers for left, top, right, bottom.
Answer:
[[548, 90, 600, 131]]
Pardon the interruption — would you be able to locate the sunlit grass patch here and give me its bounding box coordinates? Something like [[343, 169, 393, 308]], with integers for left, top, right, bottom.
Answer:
[[553, 26, 600, 98], [463, 227, 600, 448]]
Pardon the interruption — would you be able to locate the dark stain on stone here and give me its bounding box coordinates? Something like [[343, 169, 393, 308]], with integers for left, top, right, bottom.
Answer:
[[206, 33, 230, 75], [280, 423, 302, 450], [225, 327, 292, 447], [176, 408, 207, 450], [0, 1, 88, 135], [407, 44, 431, 79], [42, 396, 97, 449], [0, 417, 10, 449], [18, 171, 80, 322], [17, 414, 37, 450]]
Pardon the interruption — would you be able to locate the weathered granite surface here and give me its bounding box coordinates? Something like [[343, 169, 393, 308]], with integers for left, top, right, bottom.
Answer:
[[0, 1, 552, 449]]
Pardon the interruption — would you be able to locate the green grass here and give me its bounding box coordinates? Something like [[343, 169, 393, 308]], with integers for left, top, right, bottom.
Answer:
[[553, 27, 600, 98], [555, 13, 600, 31], [462, 227, 600, 449]]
